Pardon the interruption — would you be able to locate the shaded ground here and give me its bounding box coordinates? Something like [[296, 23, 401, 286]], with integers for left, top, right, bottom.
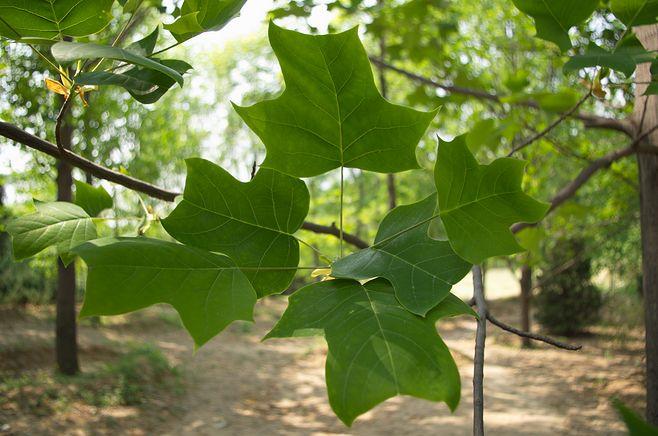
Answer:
[[0, 287, 645, 435]]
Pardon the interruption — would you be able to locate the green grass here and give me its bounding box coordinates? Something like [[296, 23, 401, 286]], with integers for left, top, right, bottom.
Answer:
[[0, 343, 183, 415]]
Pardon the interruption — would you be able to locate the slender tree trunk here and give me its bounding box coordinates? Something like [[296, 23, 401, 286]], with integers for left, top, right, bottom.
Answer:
[[55, 101, 80, 375], [634, 24, 658, 424], [520, 264, 532, 349], [375, 2, 397, 211]]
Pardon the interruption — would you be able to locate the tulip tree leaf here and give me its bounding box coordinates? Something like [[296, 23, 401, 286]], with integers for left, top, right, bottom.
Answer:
[[434, 135, 550, 264], [74, 180, 113, 217], [511, 0, 599, 51], [6, 202, 97, 260], [74, 237, 257, 347], [52, 42, 185, 86], [161, 158, 310, 297], [234, 22, 437, 178], [0, 0, 114, 42], [164, 0, 247, 43], [265, 278, 468, 426], [331, 195, 471, 316], [564, 38, 655, 76], [611, 0, 658, 27], [75, 59, 193, 104]]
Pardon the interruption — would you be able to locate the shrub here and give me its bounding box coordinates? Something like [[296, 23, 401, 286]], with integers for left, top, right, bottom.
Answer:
[[536, 238, 603, 336]]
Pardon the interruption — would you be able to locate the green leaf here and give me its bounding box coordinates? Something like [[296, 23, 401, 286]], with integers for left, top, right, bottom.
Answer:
[[434, 135, 549, 264], [74, 237, 257, 347], [511, 0, 599, 51], [233, 22, 437, 178], [0, 0, 114, 42], [564, 39, 655, 76], [611, 0, 658, 27], [74, 180, 113, 217], [265, 278, 465, 426], [75, 59, 192, 104], [52, 42, 185, 86], [161, 159, 310, 297], [6, 202, 97, 260], [164, 0, 247, 43], [332, 195, 471, 316], [613, 400, 658, 435], [127, 27, 160, 57]]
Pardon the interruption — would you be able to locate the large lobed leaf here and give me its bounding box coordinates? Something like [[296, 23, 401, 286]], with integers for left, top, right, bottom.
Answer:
[[434, 135, 549, 264], [75, 237, 257, 347], [6, 201, 97, 261], [161, 158, 310, 297], [265, 278, 473, 426], [332, 195, 471, 316], [0, 0, 114, 42], [234, 22, 437, 178], [165, 0, 247, 43], [511, 0, 599, 51], [564, 37, 655, 76]]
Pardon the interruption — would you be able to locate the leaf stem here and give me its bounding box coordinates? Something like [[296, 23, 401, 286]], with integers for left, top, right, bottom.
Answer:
[[297, 236, 333, 263], [339, 166, 345, 258]]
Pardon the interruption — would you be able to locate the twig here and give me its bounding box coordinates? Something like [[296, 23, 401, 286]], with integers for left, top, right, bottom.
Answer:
[[55, 96, 74, 152], [0, 121, 370, 249], [472, 265, 486, 436], [486, 312, 582, 351], [507, 91, 592, 157], [369, 57, 635, 137], [511, 145, 639, 233]]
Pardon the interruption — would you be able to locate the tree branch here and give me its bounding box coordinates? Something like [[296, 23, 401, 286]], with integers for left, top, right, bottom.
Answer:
[[486, 312, 582, 351], [0, 120, 370, 249], [369, 58, 635, 137], [511, 145, 638, 233], [472, 265, 486, 436], [508, 91, 592, 156]]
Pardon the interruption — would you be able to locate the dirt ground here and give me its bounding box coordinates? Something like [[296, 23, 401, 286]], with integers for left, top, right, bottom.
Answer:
[[0, 281, 646, 436]]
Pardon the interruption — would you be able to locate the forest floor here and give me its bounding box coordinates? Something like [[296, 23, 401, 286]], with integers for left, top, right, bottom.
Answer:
[[0, 270, 646, 435]]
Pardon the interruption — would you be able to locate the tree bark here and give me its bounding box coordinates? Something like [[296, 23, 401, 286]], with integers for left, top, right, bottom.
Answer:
[[520, 264, 532, 349], [634, 24, 658, 425], [55, 100, 80, 375]]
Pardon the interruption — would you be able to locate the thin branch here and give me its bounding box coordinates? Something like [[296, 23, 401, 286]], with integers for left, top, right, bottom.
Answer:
[[300, 221, 368, 249], [508, 91, 592, 156], [369, 58, 635, 137], [472, 265, 486, 436], [486, 312, 582, 351], [511, 145, 638, 233], [55, 96, 74, 151], [0, 121, 371, 249], [466, 297, 583, 350]]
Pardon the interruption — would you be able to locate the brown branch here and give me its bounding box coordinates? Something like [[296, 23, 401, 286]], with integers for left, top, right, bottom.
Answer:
[[508, 91, 592, 156], [55, 95, 74, 152], [486, 312, 582, 351], [369, 58, 635, 137], [300, 221, 369, 249], [511, 145, 638, 233], [0, 120, 370, 249], [466, 297, 583, 350]]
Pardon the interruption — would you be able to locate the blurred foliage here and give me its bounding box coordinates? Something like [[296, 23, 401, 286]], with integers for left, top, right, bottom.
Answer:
[[536, 237, 603, 336]]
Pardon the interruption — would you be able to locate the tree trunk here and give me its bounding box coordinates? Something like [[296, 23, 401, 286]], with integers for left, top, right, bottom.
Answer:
[[520, 264, 532, 349], [633, 24, 658, 424], [375, 3, 397, 211], [55, 101, 80, 375]]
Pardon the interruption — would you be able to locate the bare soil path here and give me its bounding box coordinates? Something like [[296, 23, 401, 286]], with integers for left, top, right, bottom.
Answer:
[[0, 278, 645, 435]]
